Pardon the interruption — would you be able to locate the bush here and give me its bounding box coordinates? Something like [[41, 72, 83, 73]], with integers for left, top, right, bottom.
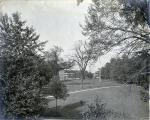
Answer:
[[81, 97, 114, 120]]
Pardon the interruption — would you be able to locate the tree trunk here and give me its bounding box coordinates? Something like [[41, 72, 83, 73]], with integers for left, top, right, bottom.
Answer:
[[81, 77, 83, 89], [81, 70, 85, 89], [143, 52, 149, 90], [56, 98, 58, 111], [146, 57, 149, 86]]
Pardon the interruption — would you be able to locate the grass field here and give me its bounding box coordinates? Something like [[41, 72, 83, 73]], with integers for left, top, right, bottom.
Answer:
[[43, 79, 121, 95], [43, 79, 149, 120], [63, 79, 120, 92]]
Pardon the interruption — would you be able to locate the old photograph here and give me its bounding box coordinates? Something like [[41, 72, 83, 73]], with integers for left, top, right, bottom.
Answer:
[[0, 0, 149, 120]]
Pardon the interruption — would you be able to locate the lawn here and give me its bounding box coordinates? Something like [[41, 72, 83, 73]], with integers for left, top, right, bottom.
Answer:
[[43, 79, 121, 95], [41, 79, 149, 119]]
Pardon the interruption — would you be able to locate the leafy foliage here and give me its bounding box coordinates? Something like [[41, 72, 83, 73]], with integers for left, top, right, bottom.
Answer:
[[81, 0, 150, 55], [82, 0, 150, 90], [49, 76, 69, 110], [73, 41, 98, 88], [118, 0, 149, 27], [0, 12, 50, 118], [49, 76, 68, 100], [81, 97, 117, 120], [101, 53, 150, 90], [44, 46, 74, 76]]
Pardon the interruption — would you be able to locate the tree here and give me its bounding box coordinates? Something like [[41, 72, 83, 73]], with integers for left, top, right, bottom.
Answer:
[[77, 0, 84, 6], [101, 63, 111, 80], [49, 76, 68, 111], [85, 71, 94, 79], [81, 0, 150, 55], [44, 46, 74, 77], [119, 0, 149, 26], [0, 12, 48, 119], [79, 0, 149, 26], [43, 46, 72, 111], [81, 0, 150, 87], [101, 54, 149, 90], [44, 46, 63, 76], [73, 41, 98, 88]]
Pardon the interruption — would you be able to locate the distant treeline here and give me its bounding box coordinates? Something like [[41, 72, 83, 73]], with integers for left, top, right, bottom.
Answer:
[[101, 53, 149, 90]]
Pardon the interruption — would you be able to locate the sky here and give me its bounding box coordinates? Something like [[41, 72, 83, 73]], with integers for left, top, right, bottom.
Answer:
[[0, 0, 117, 72]]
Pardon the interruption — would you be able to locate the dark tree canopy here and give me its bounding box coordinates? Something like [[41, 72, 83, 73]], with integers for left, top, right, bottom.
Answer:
[[0, 12, 48, 118], [101, 53, 150, 90], [118, 0, 149, 26]]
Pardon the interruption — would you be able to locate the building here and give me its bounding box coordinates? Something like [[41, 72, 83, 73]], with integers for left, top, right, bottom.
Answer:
[[94, 69, 101, 82], [59, 69, 80, 81]]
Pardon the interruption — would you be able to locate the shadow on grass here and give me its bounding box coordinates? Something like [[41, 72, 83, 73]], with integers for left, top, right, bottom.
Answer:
[[40, 101, 85, 119]]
